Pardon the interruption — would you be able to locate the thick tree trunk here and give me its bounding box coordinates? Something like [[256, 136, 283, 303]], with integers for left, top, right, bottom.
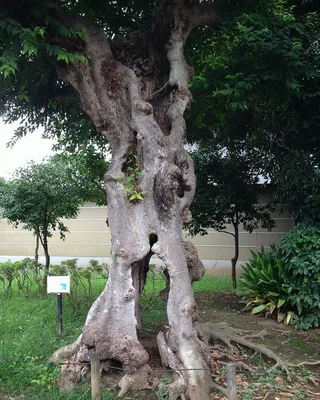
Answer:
[[48, 1, 220, 398]]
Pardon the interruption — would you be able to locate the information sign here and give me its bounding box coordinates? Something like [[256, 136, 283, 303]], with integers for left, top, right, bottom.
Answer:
[[47, 275, 70, 294]]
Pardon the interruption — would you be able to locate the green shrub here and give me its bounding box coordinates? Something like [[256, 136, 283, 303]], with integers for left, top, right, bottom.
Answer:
[[0, 258, 43, 297], [280, 224, 320, 330], [239, 225, 320, 330], [237, 246, 292, 323], [0, 260, 16, 297]]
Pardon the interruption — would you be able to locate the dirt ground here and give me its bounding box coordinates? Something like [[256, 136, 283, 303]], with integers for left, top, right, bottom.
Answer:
[[196, 292, 320, 365], [122, 292, 320, 399]]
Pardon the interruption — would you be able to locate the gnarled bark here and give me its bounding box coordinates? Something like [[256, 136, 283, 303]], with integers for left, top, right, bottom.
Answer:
[[47, 1, 221, 399]]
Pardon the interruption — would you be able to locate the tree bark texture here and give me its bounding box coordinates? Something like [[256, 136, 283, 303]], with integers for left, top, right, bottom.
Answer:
[[34, 234, 39, 264], [48, 1, 220, 398], [39, 234, 50, 288]]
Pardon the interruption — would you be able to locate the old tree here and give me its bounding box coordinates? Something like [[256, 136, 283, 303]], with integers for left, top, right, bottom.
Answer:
[[1, 0, 319, 398], [0, 1, 222, 397]]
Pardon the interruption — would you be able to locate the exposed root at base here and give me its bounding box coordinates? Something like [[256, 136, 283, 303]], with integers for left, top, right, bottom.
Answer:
[[196, 322, 320, 381], [117, 363, 156, 397], [50, 322, 319, 399]]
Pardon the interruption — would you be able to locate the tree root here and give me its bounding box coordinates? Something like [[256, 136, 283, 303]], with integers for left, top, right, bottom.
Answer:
[[49, 338, 81, 364], [196, 322, 319, 381], [51, 320, 319, 398], [117, 363, 155, 397], [157, 331, 189, 400]]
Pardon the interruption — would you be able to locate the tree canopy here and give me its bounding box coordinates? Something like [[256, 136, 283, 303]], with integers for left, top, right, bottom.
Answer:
[[186, 0, 320, 223]]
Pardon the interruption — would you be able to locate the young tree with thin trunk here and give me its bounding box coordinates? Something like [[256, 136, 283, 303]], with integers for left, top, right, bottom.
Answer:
[[188, 144, 275, 290], [0, 160, 86, 280]]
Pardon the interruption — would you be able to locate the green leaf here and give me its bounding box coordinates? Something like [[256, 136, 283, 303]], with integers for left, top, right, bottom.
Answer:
[[251, 304, 267, 314]]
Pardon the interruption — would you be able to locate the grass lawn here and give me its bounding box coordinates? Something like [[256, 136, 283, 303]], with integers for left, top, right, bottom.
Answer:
[[0, 272, 230, 399]]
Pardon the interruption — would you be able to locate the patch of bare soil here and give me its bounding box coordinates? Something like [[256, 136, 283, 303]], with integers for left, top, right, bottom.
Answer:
[[196, 292, 320, 364], [197, 292, 320, 400], [117, 292, 320, 399]]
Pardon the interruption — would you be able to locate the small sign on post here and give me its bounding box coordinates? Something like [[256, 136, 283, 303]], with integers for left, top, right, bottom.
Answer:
[[47, 276, 70, 336]]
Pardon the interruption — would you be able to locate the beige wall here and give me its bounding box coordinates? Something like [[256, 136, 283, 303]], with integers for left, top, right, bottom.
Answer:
[[0, 193, 293, 274]]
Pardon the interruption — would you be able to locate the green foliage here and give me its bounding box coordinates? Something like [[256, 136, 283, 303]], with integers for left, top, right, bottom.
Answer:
[[0, 257, 108, 316], [52, 150, 108, 206], [120, 155, 145, 202], [272, 152, 320, 224], [49, 258, 109, 315], [50, 259, 108, 313], [239, 225, 320, 329], [0, 0, 158, 151], [0, 258, 41, 297], [237, 246, 293, 324], [0, 154, 106, 270], [188, 142, 275, 288], [280, 224, 320, 329], [0, 158, 84, 238], [187, 3, 320, 144], [189, 144, 275, 236], [186, 1, 320, 226]]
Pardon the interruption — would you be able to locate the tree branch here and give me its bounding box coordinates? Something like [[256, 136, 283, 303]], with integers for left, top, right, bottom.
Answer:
[[219, 230, 236, 238], [44, 0, 113, 61]]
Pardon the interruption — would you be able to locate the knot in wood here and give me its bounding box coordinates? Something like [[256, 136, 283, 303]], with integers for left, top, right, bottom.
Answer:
[[170, 165, 182, 178], [104, 173, 120, 183], [181, 299, 197, 318], [182, 208, 192, 224], [124, 288, 135, 302], [116, 249, 129, 259], [135, 101, 153, 115], [182, 331, 193, 340]]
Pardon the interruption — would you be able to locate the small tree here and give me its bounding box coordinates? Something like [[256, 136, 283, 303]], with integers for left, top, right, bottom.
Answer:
[[188, 144, 275, 289], [53, 149, 108, 206], [0, 158, 88, 282], [270, 150, 320, 225]]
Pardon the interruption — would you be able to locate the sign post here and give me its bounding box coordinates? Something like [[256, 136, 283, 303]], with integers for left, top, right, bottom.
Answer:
[[47, 276, 70, 336], [57, 292, 63, 336]]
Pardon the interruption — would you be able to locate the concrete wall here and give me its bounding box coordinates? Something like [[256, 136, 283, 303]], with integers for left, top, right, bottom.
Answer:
[[0, 190, 293, 275]]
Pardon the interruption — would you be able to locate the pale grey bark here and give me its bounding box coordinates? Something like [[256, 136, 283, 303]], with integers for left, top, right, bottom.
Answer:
[[48, 1, 220, 398]]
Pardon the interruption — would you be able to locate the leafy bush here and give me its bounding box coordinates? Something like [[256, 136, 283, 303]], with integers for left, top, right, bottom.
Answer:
[[0, 258, 108, 309], [0, 258, 42, 297], [237, 246, 292, 324], [280, 225, 320, 329], [238, 225, 320, 330]]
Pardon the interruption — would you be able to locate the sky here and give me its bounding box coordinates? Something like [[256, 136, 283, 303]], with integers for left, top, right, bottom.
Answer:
[[0, 120, 56, 179]]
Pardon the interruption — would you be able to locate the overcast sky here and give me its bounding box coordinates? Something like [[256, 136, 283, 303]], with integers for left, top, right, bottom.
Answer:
[[0, 120, 56, 179]]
